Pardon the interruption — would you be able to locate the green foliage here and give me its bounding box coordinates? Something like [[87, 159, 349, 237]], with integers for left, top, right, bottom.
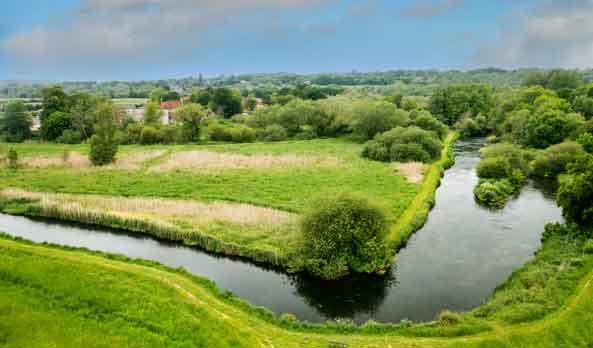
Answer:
[[411, 112, 448, 139], [473, 179, 516, 207], [523, 69, 583, 95], [352, 101, 409, 140], [260, 124, 288, 142], [7, 147, 18, 169], [2, 100, 32, 142], [230, 125, 256, 143], [390, 143, 430, 163], [557, 154, 593, 226], [301, 193, 390, 279], [584, 240, 593, 254], [190, 88, 212, 106], [41, 111, 72, 141], [531, 141, 584, 178], [40, 85, 68, 123], [89, 103, 119, 166], [476, 157, 511, 179], [428, 84, 494, 126], [577, 132, 593, 153], [211, 88, 242, 118], [439, 311, 462, 326], [175, 103, 207, 142], [140, 126, 162, 145], [572, 95, 593, 119], [56, 129, 82, 144], [480, 143, 530, 175], [363, 127, 442, 163], [143, 101, 164, 125], [523, 109, 585, 149], [206, 123, 234, 142]]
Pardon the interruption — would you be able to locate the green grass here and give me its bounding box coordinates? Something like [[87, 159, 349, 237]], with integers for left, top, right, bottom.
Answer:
[[0, 226, 592, 348]]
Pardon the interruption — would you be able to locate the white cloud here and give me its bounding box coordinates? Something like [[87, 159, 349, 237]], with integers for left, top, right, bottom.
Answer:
[[2, 0, 328, 68], [472, 0, 593, 68]]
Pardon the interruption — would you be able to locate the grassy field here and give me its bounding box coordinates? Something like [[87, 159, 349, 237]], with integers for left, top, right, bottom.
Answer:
[[0, 228, 591, 348], [0, 137, 441, 269]]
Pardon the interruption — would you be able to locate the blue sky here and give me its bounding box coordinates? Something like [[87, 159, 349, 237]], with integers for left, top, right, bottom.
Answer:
[[1, 0, 590, 81]]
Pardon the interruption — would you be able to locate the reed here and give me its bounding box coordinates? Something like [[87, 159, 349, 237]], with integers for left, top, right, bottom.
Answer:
[[149, 150, 343, 172], [391, 162, 425, 183]]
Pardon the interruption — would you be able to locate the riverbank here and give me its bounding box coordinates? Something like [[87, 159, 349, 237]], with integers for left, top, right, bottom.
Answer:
[[1, 224, 591, 347], [0, 136, 456, 275]]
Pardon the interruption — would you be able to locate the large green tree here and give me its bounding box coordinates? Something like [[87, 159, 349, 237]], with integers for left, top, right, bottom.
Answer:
[[211, 88, 242, 118], [42, 111, 72, 142], [175, 103, 207, 142], [143, 101, 164, 125], [2, 101, 32, 142], [557, 154, 593, 227], [428, 84, 494, 126], [89, 102, 119, 166], [41, 86, 68, 123]]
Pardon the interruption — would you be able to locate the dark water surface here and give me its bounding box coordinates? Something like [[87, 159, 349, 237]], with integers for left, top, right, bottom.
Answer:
[[0, 138, 563, 323]]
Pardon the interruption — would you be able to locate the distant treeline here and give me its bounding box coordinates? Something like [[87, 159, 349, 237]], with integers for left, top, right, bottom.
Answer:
[[5, 68, 593, 99]]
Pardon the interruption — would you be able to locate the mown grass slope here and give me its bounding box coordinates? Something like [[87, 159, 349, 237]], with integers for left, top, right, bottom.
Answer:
[[0, 232, 592, 348]]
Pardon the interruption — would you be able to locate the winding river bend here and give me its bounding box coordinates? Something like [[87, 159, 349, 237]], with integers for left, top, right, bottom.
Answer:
[[0, 138, 563, 324]]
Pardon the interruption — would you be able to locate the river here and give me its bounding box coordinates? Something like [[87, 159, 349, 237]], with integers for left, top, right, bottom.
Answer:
[[0, 138, 563, 323]]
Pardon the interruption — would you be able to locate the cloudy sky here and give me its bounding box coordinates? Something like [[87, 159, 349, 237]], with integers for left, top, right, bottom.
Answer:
[[1, 0, 591, 81]]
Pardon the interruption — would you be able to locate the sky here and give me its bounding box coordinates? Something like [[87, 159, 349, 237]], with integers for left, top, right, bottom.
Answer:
[[1, 0, 592, 81]]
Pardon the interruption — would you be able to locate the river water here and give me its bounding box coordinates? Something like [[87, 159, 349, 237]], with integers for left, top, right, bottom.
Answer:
[[0, 138, 563, 323]]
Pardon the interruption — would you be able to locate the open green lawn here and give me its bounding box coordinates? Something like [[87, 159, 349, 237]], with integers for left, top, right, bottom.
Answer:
[[0, 230, 591, 348]]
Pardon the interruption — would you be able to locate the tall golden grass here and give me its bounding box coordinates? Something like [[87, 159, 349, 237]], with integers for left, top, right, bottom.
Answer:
[[149, 150, 343, 172], [1, 189, 298, 266]]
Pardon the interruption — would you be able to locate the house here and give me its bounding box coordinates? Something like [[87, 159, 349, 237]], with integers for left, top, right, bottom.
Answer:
[[160, 100, 182, 124]]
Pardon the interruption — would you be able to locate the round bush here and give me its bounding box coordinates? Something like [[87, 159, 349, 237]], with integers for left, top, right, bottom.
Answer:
[[476, 157, 512, 179], [230, 125, 256, 143], [260, 124, 288, 142], [301, 193, 389, 279], [362, 126, 442, 163], [140, 126, 162, 145], [390, 143, 430, 163], [362, 141, 390, 162], [412, 113, 448, 139], [531, 141, 584, 178], [584, 240, 593, 254], [473, 180, 514, 206], [207, 124, 234, 142]]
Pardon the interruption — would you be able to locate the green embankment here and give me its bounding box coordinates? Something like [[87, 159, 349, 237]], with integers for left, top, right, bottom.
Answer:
[[0, 229, 592, 348]]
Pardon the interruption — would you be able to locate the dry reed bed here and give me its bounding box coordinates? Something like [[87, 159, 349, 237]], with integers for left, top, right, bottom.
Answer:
[[149, 150, 343, 172], [4, 150, 166, 170], [392, 162, 425, 183], [0, 188, 297, 266]]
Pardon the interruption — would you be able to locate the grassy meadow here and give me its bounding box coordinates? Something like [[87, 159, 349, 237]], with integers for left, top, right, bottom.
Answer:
[[0, 136, 449, 269]]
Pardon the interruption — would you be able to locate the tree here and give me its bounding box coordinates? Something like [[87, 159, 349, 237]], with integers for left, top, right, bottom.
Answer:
[[41, 86, 68, 123], [523, 110, 585, 149], [143, 101, 164, 125], [175, 103, 207, 142], [246, 97, 258, 111], [189, 89, 212, 107], [211, 88, 242, 118], [89, 102, 119, 166], [42, 111, 72, 142], [428, 84, 494, 126], [557, 154, 593, 227], [3, 101, 31, 142], [352, 101, 409, 140], [69, 92, 99, 140], [301, 193, 390, 279], [149, 87, 169, 102]]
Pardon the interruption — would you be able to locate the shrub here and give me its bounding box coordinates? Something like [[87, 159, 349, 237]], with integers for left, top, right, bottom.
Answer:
[[474, 179, 516, 206], [41, 111, 72, 141], [390, 143, 430, 163], [260, 124, 288, 142], [160, 125, 182, 144], [7, 148, 18, 169], [557, 155, 593, 226], [89, 103, 118, 166], [352, 101, 409, 140], [207, 123, 234, 142], [577, 133, 593, 154], [438, 310, 462, 326], [295, 126, 316, 140], [140, 126, 162, 145], [230, 125, 256, 143], [124, 123, 143, 144], [301, 193, 390, 279], [531, 141, 584, 178], [56, 129, 82, 144], [411, 113, 448, 139], [363, 127, 442, 163], [584, 240, 593, 254], [480, 143, 529, 175], [476, 157, 512, 179]]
